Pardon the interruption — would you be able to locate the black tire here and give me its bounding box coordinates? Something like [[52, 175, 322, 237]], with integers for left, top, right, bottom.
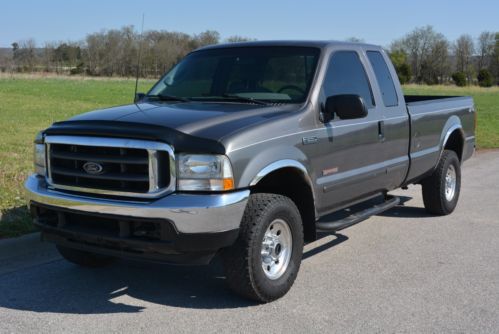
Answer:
[[221, 193, 304, 303], [57, 245, 115, 267], [421, 150, 461, 215]]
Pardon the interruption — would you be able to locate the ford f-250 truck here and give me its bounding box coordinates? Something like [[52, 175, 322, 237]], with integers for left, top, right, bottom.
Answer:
[[26, 41, 475, 302]]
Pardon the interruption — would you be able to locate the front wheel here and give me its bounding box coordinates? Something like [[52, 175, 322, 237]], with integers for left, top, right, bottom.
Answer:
[[421, 150, 461, 215], [221, 193, 304, 303]]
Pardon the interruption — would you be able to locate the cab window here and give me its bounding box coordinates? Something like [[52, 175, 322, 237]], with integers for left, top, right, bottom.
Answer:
[[322, 51, 374, 108], [366, 51, 398, 107]]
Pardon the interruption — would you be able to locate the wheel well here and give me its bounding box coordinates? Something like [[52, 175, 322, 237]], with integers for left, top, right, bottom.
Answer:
[[251, 168, 316, 242], [444, 130, 464, 161]]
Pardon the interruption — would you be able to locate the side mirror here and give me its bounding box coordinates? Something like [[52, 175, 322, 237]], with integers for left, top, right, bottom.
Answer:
[[134, 92, 145, 103], [323, 94, 368, 121]]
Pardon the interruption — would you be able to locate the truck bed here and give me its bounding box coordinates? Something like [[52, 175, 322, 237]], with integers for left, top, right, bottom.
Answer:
[[404, 95, 475, 183]]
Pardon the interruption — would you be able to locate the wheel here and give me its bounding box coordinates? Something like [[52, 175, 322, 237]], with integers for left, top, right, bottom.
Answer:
[[57, 245, 115, 267], [221, 193, 304, 302], [421, 150, 461, 215]]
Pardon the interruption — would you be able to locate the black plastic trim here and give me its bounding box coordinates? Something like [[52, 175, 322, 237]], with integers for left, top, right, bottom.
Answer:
[[30, 202, 239, 264], [44, 120, 226, 154]]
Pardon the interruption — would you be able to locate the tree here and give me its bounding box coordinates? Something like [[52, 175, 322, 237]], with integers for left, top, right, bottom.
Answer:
[[85, 31, 106, 75], [477, 69, 493, 87], [389, 49, 411, 83], [12, 39, 37, 72], [225, 36, 255, 43], [453, 34, 475, 84], [143, 30, 193, 77], [192, 30, 220, 48], [492, 32, 499, 85], [11, 42, 20, 71], [11, 42, 19, 56], [84, 26, 140, 76], [452, 72, 466, 86], [476, 31, 495, 71], [422, 38, 450, 84], [54, 42, 82, 73], [391, 26, 449, 84], [119, 25, 137, 77], [42, 42, 56, 72]]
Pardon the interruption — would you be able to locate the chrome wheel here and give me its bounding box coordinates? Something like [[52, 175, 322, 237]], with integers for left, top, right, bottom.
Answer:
[[261, 218, 293, 280], [445, 164, 457, 201]]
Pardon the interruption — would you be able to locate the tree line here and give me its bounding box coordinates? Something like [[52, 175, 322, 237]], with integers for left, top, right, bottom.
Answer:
[[1, 26, 252, 78], [1, 25, 498, 86], [389, 26, 498, 87]]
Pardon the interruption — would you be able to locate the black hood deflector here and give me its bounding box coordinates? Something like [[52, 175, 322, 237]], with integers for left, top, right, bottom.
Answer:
[[44, 120, 226, 154]]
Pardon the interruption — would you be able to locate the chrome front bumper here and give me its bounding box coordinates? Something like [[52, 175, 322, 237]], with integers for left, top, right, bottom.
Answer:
[[25, 174, 249, 234]]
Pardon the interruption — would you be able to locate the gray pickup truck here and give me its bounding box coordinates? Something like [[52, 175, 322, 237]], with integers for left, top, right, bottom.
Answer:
[[26, 41, 475, 302]]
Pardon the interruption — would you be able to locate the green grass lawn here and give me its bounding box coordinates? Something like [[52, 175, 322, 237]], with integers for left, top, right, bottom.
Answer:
[[0, 77, 498, 238]]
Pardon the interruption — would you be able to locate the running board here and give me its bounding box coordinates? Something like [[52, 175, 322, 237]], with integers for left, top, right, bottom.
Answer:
[[316, 196, 400, 232]]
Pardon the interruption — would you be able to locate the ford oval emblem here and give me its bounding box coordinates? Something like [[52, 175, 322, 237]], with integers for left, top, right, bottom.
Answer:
[[83, 162, 104, 175]]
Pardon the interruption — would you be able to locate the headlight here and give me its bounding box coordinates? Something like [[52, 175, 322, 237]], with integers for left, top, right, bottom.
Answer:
[[177, 154, 234, 191], [33, 132, 46, 176]]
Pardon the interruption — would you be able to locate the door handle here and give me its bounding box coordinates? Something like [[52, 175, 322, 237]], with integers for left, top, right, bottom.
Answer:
[[378, 120, 385, 142]]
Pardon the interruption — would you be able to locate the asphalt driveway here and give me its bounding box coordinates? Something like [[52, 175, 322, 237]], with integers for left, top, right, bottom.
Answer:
[[0, 151, 498, 333]]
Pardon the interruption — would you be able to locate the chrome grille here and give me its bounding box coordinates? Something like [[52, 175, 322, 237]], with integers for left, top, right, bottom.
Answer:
[[45, 136, 175, 198]]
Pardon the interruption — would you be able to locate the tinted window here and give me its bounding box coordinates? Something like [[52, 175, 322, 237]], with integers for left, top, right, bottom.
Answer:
[[323, 51, 374, 108], [366, 51, 398, 107], [148, 47, 320, 103]]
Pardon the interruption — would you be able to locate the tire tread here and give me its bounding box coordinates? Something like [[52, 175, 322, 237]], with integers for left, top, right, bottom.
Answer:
[[421, 150, 461, 215], [221, 193, 303, 302]]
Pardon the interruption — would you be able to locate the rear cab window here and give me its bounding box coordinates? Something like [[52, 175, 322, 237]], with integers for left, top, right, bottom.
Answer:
[[366, 51, 398, 107]]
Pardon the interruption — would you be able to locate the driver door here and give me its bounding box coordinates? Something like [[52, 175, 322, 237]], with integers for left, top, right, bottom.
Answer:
[[314, 50, 386, 214]]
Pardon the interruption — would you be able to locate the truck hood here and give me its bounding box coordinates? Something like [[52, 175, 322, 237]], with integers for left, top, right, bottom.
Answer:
[[67, 101, 297, 141]]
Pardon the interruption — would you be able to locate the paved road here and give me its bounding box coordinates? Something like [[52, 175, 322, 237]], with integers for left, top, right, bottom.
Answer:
[[1, 151, 498, 334]]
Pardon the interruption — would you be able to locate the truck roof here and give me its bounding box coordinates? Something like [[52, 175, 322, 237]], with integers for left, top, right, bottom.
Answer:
[[196, 40, 382, 52]]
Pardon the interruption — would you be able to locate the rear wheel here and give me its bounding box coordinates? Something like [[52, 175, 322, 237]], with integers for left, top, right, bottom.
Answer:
[[421, 150, 461, 215], [221, 193, 303, 303], [57, 245, 115, 267]]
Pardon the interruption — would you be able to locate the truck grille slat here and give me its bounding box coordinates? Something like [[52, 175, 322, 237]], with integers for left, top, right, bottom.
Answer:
[[45, 136, 175, 198], [50, 151, 149, 164], [51, 166, 150, 182]]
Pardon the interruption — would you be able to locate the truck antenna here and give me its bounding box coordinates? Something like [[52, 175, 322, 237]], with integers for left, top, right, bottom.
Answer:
[[134, 13, 145, 103]]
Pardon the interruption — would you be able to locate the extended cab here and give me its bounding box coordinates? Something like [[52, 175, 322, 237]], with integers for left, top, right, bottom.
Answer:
[[26, 41, 475, 302]]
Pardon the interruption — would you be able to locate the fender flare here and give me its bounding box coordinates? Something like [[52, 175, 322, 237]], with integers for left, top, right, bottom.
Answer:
[[249, 159, 313, 188], [249, 159, 318, 222], [439, 118, 465, 161]]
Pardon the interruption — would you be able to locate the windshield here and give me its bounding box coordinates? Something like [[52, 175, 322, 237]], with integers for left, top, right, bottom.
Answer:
[[147, 46, 321, 103]]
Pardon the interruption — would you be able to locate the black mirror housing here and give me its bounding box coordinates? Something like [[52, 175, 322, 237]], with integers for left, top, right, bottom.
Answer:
[[324, 94, 368, 121], [134, 92, 145, 103]]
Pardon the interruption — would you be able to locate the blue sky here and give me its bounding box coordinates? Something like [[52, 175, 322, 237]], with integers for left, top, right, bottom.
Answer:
[[1, 0, 498, 48]]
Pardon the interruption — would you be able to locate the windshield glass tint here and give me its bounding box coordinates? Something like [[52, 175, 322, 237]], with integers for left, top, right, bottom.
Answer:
[[147, 46, 321, 103]]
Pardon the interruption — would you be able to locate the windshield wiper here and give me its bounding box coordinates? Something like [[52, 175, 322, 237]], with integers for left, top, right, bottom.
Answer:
[[146, 94, 190, 102], [221, 94, 270, 106]]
